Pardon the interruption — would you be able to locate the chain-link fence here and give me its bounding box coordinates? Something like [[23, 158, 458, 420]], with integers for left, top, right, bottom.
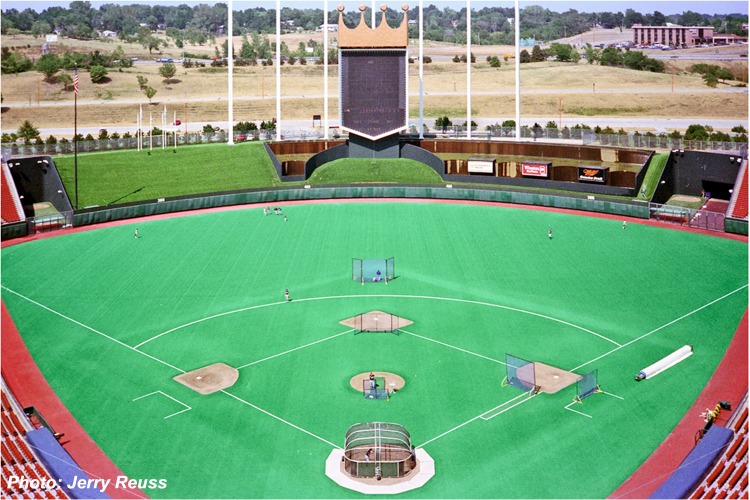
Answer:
[[2, 127, 745, 158]]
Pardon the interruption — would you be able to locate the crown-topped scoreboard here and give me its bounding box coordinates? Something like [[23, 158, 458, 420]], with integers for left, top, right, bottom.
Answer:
[[338, 4, 409, 142]]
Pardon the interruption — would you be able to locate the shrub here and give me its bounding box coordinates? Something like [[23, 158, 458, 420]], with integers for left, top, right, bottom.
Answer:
[[89, 65, 108, 83]]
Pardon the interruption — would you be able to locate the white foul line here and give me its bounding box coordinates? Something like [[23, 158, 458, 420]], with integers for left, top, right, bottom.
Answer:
[[399, 328, 506, 365], [2, 286, 186, 374], [236, 329, 353, 370], [571, 284, 748, 373], [221, 389, 338, 448]]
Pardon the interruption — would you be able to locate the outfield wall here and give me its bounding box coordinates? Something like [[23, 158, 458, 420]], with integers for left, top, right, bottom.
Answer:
[[66, 186, 648, 228]]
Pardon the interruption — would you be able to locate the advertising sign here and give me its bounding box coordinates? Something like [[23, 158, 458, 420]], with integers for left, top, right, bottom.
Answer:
[[468, 158, 496, 174], [521, 161, 550, 178], [578, 166, 608, 184]]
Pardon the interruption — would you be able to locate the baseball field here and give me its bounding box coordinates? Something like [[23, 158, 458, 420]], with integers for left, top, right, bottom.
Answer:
[[1, 200, 747, 498]]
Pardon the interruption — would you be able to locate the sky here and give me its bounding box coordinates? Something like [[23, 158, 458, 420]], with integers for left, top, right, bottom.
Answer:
[[3, 0, 747, 16]]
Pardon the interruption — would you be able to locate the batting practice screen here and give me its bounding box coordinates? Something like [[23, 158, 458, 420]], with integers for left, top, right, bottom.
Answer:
[[352, 258, 394, 283], [339, 50, 407, 140], [576, 369, 599, 401], [506, 354, 536, 392]]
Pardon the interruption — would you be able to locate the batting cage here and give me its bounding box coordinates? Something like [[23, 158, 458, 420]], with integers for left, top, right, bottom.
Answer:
[[503, 354, 538, 394], [363, 376, 388, 400], [352, 258, 394, 284], [343, 422, 415, 479], [575, 369, 601, 403]]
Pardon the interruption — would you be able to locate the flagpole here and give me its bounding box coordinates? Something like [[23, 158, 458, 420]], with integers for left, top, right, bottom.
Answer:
[[73, 67, 79, 210]]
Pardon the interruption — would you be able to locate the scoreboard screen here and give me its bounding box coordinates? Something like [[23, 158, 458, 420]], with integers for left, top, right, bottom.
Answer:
[[340, 50, 407, 140]]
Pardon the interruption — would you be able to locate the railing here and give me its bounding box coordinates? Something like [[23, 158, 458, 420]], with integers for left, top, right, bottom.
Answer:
[[649, 202, 726, 232], [1, 128, 746, 157]]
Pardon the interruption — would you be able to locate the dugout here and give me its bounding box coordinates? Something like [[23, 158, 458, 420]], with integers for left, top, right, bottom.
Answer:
[[343, 422, 414, 479], [654, 151, 743, 204], [6, 156, 73, 232]]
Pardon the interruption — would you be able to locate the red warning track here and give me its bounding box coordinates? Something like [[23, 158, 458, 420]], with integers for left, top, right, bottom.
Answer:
[[609, 309, 748, 499], [1, 302, 146, 499]]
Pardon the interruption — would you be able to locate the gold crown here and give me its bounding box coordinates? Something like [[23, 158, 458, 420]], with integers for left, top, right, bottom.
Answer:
[[337, 4, 409, 49]]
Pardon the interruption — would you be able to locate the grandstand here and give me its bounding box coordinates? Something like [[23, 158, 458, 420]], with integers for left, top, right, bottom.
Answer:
[[728, 160, 748, 220], [1, 162, 25, 225], [689, 396, 748, 499], [1, 380, 68, 499]]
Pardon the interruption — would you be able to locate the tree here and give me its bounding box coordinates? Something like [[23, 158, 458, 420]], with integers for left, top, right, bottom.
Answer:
[[488, 55, 501, 68], [530, 45, 545, 62], [159, 62, 177, 84], [144, 86, 157, 102], [599, 47, 623, 67], [137, 75, 149, 90], [89, 65, 108, 83], [58, 72, 73, 91], [17, 120, 40, 144], [31, 20, 52, 38], [35, 53, 61, 83], [684, 124, 710, 141], [519, 49, 531, 63], [435, 116, 452, 132]]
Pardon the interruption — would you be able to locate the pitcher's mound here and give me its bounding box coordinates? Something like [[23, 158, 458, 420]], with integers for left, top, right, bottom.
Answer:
[[349, 372, 406, 392], [174, 363, 239, 395]]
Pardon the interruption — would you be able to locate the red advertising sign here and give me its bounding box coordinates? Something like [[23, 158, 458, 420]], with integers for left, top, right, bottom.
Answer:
[[521, 162, 550, 178]]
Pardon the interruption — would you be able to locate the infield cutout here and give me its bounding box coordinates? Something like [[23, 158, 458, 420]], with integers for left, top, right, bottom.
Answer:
[[173, 362, 239, 395], [349, 371, 406, 393], [339, 310, 413, 333], [534, 362, 582, 394]]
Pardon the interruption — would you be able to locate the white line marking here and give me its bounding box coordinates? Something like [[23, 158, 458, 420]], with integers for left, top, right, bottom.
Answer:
[[134, 301, 287, 349], [133, 391, 192, 419], [236, 329, 353, 369], [399, 329, 506, 365], [419, 392, 539, 447], [136, 293, 620, 350], [221, 389, 338, 448], [602, 390, 625, 400], [571, 284, 748, 372], [480, 392, 535, 420], [564, 402, 593, 419], [1, 286, 186, 374]]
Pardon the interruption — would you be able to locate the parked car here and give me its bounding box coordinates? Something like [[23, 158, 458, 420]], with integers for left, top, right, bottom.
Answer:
[[156, 57, 173, 63], [235, 134, 247, 142], [174, 120, 181, 126]]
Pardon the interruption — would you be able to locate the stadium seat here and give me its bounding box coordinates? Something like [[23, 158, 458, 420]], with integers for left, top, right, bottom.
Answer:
[[729, 162, 748, 219], [0, 164, 24, 224]]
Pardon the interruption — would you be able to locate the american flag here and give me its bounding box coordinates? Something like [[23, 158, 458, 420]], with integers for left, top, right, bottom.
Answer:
[[73, 68, 79, 95]]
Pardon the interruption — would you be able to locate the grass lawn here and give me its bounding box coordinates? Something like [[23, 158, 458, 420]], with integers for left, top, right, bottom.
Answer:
[[53, 142, 280, 207], [307, 158, 444, 184], [638, 153, 669, 200]]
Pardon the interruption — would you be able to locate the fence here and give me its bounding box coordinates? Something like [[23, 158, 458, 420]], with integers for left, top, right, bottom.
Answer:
[[648, 203, 726, 232], [2, 128, 746, 157]]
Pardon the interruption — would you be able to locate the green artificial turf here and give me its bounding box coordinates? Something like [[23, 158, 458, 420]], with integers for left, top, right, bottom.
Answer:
[[53, 142, 280, 207], [1, 202, 746, 498]]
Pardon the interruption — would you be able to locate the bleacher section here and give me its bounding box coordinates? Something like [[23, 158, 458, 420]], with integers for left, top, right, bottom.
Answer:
[[689, 396, 749, 499], [1, 163, 25, 225], [728, 160, 748, 219], [1, 381, 68, 499]]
